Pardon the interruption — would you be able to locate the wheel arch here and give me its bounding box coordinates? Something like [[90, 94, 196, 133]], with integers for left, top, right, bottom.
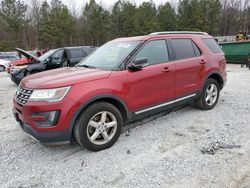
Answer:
[[69, 94, 131, 139], [206, 72, 224, 90]]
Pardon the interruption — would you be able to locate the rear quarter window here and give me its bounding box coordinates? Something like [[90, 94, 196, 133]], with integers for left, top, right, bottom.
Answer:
[[171, 39, 201, 60], [202, 38, 223, 53]]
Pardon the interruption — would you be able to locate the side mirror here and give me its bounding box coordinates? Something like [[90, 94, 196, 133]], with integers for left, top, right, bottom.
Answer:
[[128, 58, 148, 70], [45, 58, 50, 64]]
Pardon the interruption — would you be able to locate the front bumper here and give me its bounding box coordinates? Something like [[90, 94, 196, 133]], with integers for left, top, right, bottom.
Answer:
[[13, 96, 79, 144]]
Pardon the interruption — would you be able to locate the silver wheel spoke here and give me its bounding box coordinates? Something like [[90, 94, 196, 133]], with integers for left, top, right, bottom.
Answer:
[[100, 112, 107, 123], [91, 130, 100, 141], [212, 91, 217, 96], [102, 131, 109, 141], [89, 121, 99, 128], [205, 95, 210, 102], [206, 88, 212, 94], [105, 121, 117, 128], [210, 84, 215, 92]]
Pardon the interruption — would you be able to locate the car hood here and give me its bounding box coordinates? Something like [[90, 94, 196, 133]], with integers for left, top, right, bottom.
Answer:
[[16, 48, 37, 60], [21, 67, 112, 89], [10, 58, 30, 65]]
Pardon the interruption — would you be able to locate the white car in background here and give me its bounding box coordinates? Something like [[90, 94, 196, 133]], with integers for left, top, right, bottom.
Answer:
[[0, 59, 10, 72]]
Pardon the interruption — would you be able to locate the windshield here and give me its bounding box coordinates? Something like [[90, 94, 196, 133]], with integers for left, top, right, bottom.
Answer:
[[38, 49, 57, 62], [78, 41, 140, 70]]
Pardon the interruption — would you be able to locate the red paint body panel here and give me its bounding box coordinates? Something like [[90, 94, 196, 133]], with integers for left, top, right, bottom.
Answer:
[[7, 58, 33, 73]]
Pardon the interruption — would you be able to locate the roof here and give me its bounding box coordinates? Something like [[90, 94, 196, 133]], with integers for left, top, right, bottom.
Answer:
[[112, 31, 210, 43]]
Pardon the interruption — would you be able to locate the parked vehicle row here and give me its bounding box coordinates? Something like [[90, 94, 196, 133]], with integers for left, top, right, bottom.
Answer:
[[12, 32, 227, 151], [10, 46, 96, 84]]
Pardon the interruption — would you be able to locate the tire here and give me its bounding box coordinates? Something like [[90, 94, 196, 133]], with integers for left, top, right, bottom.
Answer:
[[195, 78, 220, 110], [0, 65, 5, 72], [74, 102, 123, 151]]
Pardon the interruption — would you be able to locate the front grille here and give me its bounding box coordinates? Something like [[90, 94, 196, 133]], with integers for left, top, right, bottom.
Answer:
[[16, 87, 33, 105]]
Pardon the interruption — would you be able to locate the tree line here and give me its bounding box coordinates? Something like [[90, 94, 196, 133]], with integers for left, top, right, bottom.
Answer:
[[0, 0, 249, 51]]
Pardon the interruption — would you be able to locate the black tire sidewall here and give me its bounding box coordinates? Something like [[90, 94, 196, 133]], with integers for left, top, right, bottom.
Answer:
[[0, 65, 5, 72], [75, 102, 123, 151], [200, 78, 220, 110]]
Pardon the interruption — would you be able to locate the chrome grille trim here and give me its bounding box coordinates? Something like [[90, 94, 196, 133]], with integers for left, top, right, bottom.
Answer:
[[16, 87, 33, 105]]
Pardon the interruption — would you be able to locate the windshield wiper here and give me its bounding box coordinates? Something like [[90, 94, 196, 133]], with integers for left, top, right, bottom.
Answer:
[[77, 64, 96, 69]]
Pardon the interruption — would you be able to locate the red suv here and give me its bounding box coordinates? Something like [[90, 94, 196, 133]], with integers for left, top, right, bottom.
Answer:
[[13, 32, 227, 151]]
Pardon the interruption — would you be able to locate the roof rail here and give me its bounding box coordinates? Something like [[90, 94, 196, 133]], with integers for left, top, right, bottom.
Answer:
[[149, 31, 209, 36]]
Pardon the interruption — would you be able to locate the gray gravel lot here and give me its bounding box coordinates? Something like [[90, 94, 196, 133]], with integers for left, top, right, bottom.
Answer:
[[0, 64, 250, 188]]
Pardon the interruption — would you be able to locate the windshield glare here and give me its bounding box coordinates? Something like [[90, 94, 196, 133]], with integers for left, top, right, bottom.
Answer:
[[38, 49, 57, 62], [78, 41, 140, 70]]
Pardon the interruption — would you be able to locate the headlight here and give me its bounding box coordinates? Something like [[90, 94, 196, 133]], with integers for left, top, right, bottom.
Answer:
[[28, 86, 71, 102]]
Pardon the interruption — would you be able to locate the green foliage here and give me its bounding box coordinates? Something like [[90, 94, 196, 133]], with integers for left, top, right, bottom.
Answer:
[[157, 2, 177, 31], [137, 1, 158, 35], [0, 0, 27, 49], [38, 0, 74, 48], [83, 0, 110, 45], [177, 0, 221, 34]]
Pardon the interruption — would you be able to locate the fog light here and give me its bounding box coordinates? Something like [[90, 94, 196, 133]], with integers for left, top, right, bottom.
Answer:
[[32, 110, 60, 127]]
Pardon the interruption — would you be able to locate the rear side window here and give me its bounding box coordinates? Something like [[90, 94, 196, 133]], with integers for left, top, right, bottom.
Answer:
[[134, 40, 169, 65], [70, 49, 86, 58], [171, 39, 201, 60], [202, 38, 223, 53]]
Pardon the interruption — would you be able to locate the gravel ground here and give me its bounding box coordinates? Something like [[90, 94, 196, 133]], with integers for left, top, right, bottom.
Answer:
[[0, 64, 250, 188]]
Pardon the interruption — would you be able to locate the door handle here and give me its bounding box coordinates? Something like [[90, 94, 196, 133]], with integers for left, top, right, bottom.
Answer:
[[162, 67, 173, 73], [200, 59, 207, 64]]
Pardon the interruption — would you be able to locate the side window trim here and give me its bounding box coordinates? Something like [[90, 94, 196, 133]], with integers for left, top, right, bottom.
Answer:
[[166, 39, 176, 61], [191, 40, 202, 56]]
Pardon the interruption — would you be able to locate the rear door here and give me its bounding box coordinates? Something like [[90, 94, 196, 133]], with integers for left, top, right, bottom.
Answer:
[[170, 38, 205, 98], [127, 39, 175, 113]]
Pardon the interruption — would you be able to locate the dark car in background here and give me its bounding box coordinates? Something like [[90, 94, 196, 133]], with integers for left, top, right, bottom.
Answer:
[[10, 46, 96, 85]]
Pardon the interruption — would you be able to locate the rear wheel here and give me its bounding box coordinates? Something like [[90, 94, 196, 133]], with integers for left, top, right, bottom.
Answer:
[[74, 102, 123, 151], [195, 78, 220, 110], [0, 65, 5, 72]]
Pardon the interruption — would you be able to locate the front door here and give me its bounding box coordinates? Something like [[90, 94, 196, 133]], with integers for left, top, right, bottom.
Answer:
[[127, 39, 175, 113], [47, 49, 64, 69]]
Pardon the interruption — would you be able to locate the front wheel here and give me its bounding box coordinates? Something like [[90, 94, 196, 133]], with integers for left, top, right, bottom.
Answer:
[[195, 78, 220, 110], [74, 102, 123, 151]]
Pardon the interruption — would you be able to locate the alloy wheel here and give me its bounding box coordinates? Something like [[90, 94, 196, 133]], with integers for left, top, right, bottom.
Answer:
[[86, 111, 118, 145], [205, 83, 218, 106]]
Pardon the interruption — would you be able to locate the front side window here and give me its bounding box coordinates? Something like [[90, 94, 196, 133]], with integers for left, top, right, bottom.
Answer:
[[171, 39, 201, 60], [51, 50, 64, 60], [133, 40, 169, 65]]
